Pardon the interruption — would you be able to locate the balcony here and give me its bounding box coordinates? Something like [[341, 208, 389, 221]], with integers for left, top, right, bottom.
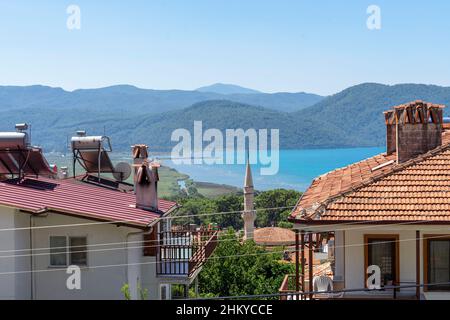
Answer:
[[279, 274, 306, 300], [279, 275, 420, 300], [156, 227, 219, 278]]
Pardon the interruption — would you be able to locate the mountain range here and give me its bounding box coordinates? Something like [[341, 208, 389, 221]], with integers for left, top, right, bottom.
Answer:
[[196, 83, 262, 95], [1, 83, 450, 152], [0, 84, 323, 114]]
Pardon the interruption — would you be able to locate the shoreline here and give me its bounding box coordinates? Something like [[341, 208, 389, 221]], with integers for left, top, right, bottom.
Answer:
[[44, 153, 240, 198]]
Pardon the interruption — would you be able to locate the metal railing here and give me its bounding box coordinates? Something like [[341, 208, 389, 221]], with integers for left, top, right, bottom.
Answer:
[[156, 228, 219, 277], [279, 274, 305, 300], [278, 275, 420, 300]]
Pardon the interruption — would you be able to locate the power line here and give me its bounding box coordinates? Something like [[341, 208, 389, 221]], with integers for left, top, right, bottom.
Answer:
[[0, 233, 240, 259], [0, 248, 287, 277], [1, 230, 449, 275], [0, 205, 296, 233], [0, 215, 448, 256]]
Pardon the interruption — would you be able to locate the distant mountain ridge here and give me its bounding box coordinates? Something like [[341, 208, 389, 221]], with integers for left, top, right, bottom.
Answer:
[[1, 83, 450, 152], [297, 83, 450, 147], [196, 83, 262, 94], [0, 84, 323, 114]]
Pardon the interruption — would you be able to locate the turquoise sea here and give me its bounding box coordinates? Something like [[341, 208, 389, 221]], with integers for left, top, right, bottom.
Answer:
[[165, 147, 385, 191]]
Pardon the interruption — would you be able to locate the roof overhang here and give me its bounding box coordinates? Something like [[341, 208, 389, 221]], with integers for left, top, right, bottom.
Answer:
[[291, 218, 450, 226], [15, 202, 179, 230]]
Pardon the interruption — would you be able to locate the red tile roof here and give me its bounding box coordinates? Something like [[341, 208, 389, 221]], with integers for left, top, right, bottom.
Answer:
[[254, 227, 296, 246], [0, 177, 177, 228], [290, 127, 450, 224]]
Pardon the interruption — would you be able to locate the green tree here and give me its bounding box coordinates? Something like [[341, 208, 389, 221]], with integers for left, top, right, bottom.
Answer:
[[172, 189, 301, 229], [255, 189, 301, 228], [175, 197, 218, 226], [211, 194, 243, 230], [198, 229, 294, 298]]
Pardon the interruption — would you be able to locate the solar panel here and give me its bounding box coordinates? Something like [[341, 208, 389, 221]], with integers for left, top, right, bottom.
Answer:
[[0, 148, 55, 177], [0, 125, 55, 179], [75, 149, 115, 173], [5, 178, 58, 190], [71, 134, 116, 175]]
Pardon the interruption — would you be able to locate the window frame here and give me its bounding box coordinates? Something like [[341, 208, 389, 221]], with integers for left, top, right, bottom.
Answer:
[[49, 235, 88, 268], [49, 236, 68, 267], [69, 236, 88, 266], [423, 234, 450, 292], [364, 234, 400, 289]]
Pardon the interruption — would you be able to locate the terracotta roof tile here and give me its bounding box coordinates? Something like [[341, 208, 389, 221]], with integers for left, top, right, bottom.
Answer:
[[291, 130, 450, 223], [253, 227, 296, 246]]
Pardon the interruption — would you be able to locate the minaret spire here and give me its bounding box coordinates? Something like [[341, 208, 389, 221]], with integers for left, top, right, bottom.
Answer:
[[242, 147, 256, 240]]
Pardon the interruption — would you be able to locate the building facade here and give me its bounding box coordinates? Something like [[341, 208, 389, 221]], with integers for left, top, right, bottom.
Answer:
[[284, 101, 450, 300], [0, 129, 217, 300]]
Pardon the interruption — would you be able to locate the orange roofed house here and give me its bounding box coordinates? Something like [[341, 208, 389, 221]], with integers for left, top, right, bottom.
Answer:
[[282, 101, 450, 300]]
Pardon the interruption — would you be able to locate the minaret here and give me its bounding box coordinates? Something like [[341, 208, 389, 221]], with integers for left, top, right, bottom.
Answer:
[[242, 153, 256, 240]]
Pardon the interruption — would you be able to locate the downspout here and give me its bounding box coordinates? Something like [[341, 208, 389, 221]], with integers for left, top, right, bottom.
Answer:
[[125, 226, 153, 300], [29, 209, 48, 300]]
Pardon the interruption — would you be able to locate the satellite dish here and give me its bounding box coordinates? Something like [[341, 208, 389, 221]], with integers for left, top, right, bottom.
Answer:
[[113, 162, 132, 182]]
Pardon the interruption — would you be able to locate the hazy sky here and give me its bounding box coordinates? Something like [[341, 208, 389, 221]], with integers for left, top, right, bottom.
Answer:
[[0, 0, 449, 95]]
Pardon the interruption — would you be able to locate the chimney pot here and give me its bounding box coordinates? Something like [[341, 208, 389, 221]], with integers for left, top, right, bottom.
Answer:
[[384, 101, 445, 163], [59, 166, 69, 179], [132, 145, 158, 211]]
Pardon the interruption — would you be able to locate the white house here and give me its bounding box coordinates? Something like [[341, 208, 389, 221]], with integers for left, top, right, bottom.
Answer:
[[283, 101, 450, 300], [0, 127, 217, 300]]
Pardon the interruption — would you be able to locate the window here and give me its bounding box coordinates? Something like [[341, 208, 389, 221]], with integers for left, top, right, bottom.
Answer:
[[364, 235, 399, 288], [70, 237, 88, 266], [425, 236, 450, 291], [49, 236, 87, 267], [50, 236, 67, 266]]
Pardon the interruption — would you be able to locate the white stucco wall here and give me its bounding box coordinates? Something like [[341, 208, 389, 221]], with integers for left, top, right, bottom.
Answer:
[[344, 228, 416, 294], [0, 207, 194, 300], [344, 226, 450, 299], [0, 207, 30, 299], [0, 206, 18, 299], [294, 223, 450, 300], [0, 206, 171, 300], [31, 212, 141, 300], [14, 210, 31, 299]]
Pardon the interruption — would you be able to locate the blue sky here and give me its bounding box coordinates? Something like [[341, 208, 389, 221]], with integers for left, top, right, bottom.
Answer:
[[0, 0, 449, 95]]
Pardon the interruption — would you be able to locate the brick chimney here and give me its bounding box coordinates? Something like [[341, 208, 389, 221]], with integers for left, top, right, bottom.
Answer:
[[132, 144, 148, 182], [132, 145, 159, 211], [383, 101, 445, 163]]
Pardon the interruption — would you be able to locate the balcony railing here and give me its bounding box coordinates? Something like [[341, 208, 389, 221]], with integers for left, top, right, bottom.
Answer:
[[156, 227, 219, 277], [278, 275, 420, 300], [279, 274, 306, 300]]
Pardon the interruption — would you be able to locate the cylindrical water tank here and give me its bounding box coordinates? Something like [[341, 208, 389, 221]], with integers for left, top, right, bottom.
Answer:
[[71, 136, 106, 150], [0, 132, 29, 149]]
